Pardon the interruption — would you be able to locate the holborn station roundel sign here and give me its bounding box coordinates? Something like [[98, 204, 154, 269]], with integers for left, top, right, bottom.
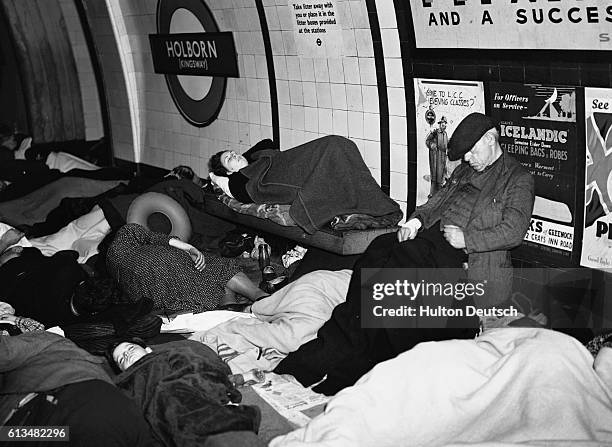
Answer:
[[154, 0, 239, 126]]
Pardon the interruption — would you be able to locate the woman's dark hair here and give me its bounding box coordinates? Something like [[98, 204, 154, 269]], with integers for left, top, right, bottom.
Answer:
[[208, 150, 229, 177], [105, 336, 148, 374]]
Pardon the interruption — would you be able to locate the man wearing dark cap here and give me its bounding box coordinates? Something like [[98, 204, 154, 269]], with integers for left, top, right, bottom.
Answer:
[[425, 115, 449, 197], [275, 112, 535, 395]]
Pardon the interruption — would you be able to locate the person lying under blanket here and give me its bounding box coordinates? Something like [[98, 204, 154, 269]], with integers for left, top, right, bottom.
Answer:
[[208, 135, 401, 234], [108, 337, 262, 447], [189, 269, 352, 374], [271, 327, 612, 447], [106, 223, 268, 314], [0, 124, 130, 202], [0, 223, 160, 345], [1, 332, 154, 447]]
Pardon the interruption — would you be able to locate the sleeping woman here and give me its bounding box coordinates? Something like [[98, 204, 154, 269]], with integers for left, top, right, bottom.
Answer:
[[208, 135, 402, 234], [106, 223, 267, 314]]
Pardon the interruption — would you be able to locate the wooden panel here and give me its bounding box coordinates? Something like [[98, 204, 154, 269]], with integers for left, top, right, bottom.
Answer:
[[0, 0, 84, 142], [36, 0, 83, 140]]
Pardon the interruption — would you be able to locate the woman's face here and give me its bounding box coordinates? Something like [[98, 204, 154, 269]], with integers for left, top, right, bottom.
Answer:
[[220, 151, 248, 173], [112, 342, 151, 371]]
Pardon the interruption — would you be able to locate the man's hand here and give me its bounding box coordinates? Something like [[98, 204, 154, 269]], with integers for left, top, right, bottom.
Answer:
[[443, 225, 466, 249], [397, 218, 422, 242]]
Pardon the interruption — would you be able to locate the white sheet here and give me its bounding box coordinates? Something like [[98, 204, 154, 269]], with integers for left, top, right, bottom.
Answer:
[[271, 328, 612, 447], [190, 269, 351, 373], [45, 151, 99, 173], [29, 205, 110, 263]]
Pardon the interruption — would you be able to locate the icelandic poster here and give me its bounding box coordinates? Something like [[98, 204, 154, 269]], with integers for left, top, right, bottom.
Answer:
[[489, 82, 578, 263], [414, 78, 485, 206]]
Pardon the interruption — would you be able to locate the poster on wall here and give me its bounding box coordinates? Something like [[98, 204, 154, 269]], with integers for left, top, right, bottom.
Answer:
[[489, 82, 578, 263], [408, 1, 612, 51], [289, 0, 343, 57], [414, 78, 485, 206], [581, 88, 612, 270]]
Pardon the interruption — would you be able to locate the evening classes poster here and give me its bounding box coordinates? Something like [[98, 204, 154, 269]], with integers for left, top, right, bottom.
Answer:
[[489, 82, 578, 263], [581, 88, 612, 270], [414, 78, 485, 206]]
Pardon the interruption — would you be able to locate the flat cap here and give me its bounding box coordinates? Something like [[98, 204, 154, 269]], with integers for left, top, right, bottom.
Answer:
[[447, 112, 496, 161]]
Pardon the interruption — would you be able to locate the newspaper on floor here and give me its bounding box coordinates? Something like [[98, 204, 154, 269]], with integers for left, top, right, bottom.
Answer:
[[251, 372, 329, 427]]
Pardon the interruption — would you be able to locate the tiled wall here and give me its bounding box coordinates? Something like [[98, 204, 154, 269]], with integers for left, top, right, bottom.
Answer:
[[84, 0, 410, 217], [58, 0, 103, 141]]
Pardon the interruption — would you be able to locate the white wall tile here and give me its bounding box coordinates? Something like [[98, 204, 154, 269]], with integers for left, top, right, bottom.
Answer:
[[330, 83, 347, 110], [388, 87, 406, 117], [359, 57, 377, 85], [291, 105, 305, 131], [362, 140, 381, 170], [255, 55, 268, 78], [246, 78, 259, 101], [363, 113, 380, 141], [270, 31, 284, 55], [273, 55, 288, 79], [332, 109, 348, 136], [390, 143, 408, 174], [286, 56, 301, 80], [289, 81, 304, 106], [265, 6, 281, 30], [362, 85, 379, 114], [303, 82, 317, 107], [277, 5, 294, 29], [390, 171, 408, 202], [347, 110, 364, 139], [258, 79, 271, 102], [316, 82, 333, 109], [304, 107, 319, 133], [313, 58, 330, 82], [342, 29, 357, 56], [349, 1, 369, 29], [281, 30, 297, 55], [248, 101, 261, 124], [260, 103, 272, 126], [381, 29, 401, 57], [384, 58, 404, 88], [300, 58, 315, 82], [318, 108, 333, 134], [327, 58, 345, 83], [277, 80, 290, 105], [355, 29, 373, 57], [278, 104, 291, 128], [346, 84, 363, 111], [343, 57, 360, 84], [390, 115, 408, 145]]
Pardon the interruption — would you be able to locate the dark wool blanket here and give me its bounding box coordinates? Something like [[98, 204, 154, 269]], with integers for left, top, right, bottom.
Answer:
[[114, 340, 260, 447], [241, 135, 401, 234]]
